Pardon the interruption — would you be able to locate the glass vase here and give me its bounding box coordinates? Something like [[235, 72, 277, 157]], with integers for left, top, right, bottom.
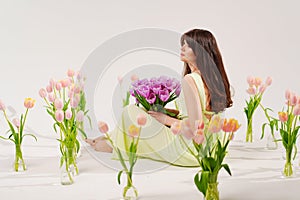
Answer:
[[266, 135, 278, 150], [122, 173, 138, 200], [60, 146, 78, 185], [205, 182, 219, 200], [14, 144, 26, 172], [246, 117, 253, 142], [282, 149, 294, 177]]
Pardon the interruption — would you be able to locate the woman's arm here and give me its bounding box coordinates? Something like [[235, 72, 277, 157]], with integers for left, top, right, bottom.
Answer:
[[181, 74, 203, 132], [148, 74, 203, 130]]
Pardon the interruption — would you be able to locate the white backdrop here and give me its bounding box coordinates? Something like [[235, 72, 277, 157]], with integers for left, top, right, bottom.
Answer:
[[0, 0, 300, 142]]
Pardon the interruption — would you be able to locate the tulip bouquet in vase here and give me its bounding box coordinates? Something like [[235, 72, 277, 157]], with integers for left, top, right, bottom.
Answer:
[[277, 90, 300, 177], [98, 113, 147, 200], [244, 76, 272, 142], [171, 115, 240, 200], [39, 69, 88, 184], [0, 98, 37, 171], [130, 76, 181, 118]]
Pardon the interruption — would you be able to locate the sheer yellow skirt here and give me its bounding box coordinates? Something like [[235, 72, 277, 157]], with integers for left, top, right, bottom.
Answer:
[[110, 104, 199, 167]]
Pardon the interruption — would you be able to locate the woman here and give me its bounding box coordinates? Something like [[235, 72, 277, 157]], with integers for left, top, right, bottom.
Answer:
[[86, 29, 232, 166]]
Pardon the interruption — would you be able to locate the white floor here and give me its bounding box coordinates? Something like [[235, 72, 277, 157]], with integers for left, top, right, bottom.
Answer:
[[1, 133, 300, 200]]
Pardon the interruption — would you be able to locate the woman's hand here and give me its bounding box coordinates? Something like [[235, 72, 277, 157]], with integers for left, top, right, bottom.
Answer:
[[148, 111, 168, 125], [148, 111, 179, 126]]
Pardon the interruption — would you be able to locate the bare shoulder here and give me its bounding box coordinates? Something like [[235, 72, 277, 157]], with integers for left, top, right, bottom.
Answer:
[[182, 74, 197, 89]]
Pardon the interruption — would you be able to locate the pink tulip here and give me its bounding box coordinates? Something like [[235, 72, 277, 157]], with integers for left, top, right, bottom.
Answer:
[[54, 98, 63, 110], [74, 85, 81, 94], [55, 82, 62, 91], [278, 112, 288, 122], [193, 130, 204, 144], [39, 88, 47, 98], [246, 87, 256, 95], [0, 99, 6, 111], [76, 110, 84, 122], [195, 120, 204, 130], [293, 105, 300, 116], [131, 74, 139, 82], [12, 118, 20, 127], [68, 90, 74, 98], [46, 85, 53, 93], [290, 93, 297, 106], [265, 77, 272, 86], [170, 121, 182, 135], [137, 113, 147, 126], [254, 77, 262, 87], [258, 84, 266, 94], [98, 121, 109, 133], [24, 98, 35, 109], [49, 78, 55, 87], [70, 96, 79, 108], [48, 93, 55, 103], [55, 110, 64, 122], [67, 69, 75, 77], [60, 79, 70, 88], [65, 109, 72, 120], [285, 89, 291, 101], [247, 76, 255, 86]]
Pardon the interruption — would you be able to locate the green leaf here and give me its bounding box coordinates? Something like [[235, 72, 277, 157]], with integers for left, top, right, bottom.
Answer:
[[117, 170, 124, 185], [261, 123, 267, 139], [195, 171, 209, 196], [222, 164, 232, 176], [23, 134, 38, 142]]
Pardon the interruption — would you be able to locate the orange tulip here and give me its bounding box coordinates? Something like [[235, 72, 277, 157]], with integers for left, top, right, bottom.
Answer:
[[222, 118, 240, 133], [278, 112, 288, 122], [128, 124, 140, 137], [24, 98, 35, 109]]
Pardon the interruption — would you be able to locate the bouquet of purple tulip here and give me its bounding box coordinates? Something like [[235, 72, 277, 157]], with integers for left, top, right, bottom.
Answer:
[[130, 76, 181, 117]]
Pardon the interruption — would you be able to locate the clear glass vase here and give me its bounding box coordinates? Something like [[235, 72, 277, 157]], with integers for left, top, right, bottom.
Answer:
[[122, 174, 138, 200], [246, 117, 253, 142], [14, 144, 26, 172], [205, 182, 219, 200], [266, 135, 278, 150], [282, 149, 295, 177], [60, 147, 78, 185]]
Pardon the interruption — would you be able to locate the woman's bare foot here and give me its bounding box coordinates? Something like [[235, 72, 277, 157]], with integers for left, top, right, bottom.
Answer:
[[85, 136, 113, 153]]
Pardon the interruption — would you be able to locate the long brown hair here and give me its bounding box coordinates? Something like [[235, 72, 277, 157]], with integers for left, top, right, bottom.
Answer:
[[181, 29, 232, 113]]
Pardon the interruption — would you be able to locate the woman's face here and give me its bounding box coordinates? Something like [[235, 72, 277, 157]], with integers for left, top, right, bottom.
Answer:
[[180, 40, 196, 64]]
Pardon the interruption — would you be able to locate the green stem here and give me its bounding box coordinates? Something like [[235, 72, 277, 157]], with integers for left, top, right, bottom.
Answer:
[[205, 182, 219, 200], [283, 149, 293, 177], [15, 144, 26, 171], [179, 135, 201, 164], [246, 117, 253, 142]]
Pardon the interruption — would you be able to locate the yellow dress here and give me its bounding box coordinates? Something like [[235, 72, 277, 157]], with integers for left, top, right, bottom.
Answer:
[[110, 72, 209, 167]]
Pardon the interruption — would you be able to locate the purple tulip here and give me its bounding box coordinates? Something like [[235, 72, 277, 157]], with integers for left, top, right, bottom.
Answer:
[[159, 88, 170, 102], [137, 85, 150, 98], [158, 76, 169, 83], [175, 85, 181, 96], [146, 93, 156, 104], [151, 83, 162, 94]]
